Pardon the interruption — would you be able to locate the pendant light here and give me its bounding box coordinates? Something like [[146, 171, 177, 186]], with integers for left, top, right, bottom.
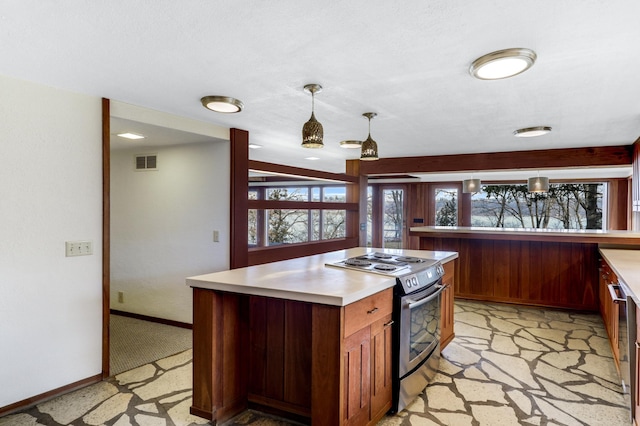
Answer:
[[301, 84, 324, 148], [360, 112, 379, 161], [463, 177, 481, 193], [528, 172, 549, 193]]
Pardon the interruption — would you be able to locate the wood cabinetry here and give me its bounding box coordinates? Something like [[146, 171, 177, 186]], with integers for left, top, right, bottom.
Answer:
[[600, 258, 620, 370], [440, 260, 456, 349], [343, 288, 393, 426]]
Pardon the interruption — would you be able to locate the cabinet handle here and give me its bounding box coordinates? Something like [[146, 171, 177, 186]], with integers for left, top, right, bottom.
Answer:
[[367, 307, 379, 314], [384, 320, 394, 328]]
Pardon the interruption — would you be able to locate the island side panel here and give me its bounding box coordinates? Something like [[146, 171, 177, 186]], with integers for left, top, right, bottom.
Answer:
[[191, 288, 249, 422], [311, 303, 344, 425], [419, 237, 599, 310]]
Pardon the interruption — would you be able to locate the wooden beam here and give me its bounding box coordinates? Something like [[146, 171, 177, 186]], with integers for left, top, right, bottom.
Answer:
[[360, 145, 633, 176], [250, 160, 359, 184], [231, 129, 249, 269]]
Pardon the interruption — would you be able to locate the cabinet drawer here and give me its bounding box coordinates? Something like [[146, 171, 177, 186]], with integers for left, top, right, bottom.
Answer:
[[344, 288, 392, 337]]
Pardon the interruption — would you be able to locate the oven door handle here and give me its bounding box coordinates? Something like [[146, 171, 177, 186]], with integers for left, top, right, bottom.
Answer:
[[405, 284, 446, 309]]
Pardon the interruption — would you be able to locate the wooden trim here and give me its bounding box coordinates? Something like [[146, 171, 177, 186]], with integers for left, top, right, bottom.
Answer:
[[360, 145, 633, 176], [345, 159, 368, 246], [0, 373, 102, 416], [411, 230, 640, 245], [608, 178, 629, 230], [250, 160, 359, 184], [248, 394, 311, 418], [633, 138, 640, 212], [230, 128, 250, 269], [248, 238, 358, 266], [110, 309, 192, 329], [249, 200, 358, 211], [101, 97, 111, 379]]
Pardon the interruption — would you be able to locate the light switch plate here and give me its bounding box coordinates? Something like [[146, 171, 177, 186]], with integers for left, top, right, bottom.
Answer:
[[65, 241, 93, 257]]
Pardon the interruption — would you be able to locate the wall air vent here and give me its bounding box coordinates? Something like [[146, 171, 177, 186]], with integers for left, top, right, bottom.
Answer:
[[135, 154, 158, 171]]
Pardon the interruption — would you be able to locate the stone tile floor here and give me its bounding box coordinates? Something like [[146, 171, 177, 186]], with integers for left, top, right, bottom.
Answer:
[[0, 300, 630, 425]]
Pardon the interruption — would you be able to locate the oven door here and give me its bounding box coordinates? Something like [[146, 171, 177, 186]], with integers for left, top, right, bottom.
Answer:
[[398, 281, 445, 377]]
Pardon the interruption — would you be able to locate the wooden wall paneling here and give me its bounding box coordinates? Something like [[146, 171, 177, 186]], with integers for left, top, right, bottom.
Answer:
[[608, 178, 629, 230], [230, 128, 249, 269], [265, 299, 285, 400], [283, 300, 312, 409], [249, 297, 268, 397], [311, 304, 344, 425], [248, 238, 358, 266], [360, 145, 633, 176], [506, 240, 522, 300], [346, 159, 367, 246], [222, 293, 249, 419], [480, 240, 494, 297], [191, 288, 218, 420], [492, 240, 511, 299]]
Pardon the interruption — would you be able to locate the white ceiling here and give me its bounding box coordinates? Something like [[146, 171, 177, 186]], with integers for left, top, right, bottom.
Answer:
[[2, 1, 638, 178]]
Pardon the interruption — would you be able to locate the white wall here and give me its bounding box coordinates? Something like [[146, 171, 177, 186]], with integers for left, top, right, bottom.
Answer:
[[110, 141, 230, 323], [0, 75, 103, 407]]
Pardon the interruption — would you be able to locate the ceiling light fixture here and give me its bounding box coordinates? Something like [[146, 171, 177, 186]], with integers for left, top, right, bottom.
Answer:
[[528, 173, 549, 193], [340, 140, 362, 149], [200, 96, 244, 113], [117, 132, 145, 140], [470, 48, 537, 80], [513, 126, 552, 138], [360, 112, 379, 161], [463, 178, 481, 193], [301, 84, 324, 148]]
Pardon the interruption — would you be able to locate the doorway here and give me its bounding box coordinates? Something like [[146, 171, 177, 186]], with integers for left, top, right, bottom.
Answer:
[[102, 99, 231, 377]]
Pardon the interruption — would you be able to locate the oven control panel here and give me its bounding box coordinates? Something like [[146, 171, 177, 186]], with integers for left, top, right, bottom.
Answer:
[[398, 263, 444, 294]]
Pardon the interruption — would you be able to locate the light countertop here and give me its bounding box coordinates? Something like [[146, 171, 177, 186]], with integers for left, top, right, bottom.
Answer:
[[410, 226, 640, 244], [187, 247, 458, 306], [599, 249, 640, 303]]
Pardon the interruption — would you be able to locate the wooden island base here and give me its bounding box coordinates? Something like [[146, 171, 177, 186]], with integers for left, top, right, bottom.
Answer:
[[190, 288, 390, 425]]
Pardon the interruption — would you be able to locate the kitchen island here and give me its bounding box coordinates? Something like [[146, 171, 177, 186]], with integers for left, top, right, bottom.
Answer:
[[410, 226, 640, 310], [187, 247, 457, 425]]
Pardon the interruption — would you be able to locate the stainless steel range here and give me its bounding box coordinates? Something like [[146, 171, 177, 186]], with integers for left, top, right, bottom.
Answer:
[[327, 252, 445, 413]]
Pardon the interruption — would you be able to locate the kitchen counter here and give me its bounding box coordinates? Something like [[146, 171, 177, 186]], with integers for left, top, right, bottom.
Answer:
[[187, 247, 457, 306], [410, 225, 640, 245], [599, 248, 640, 302], [188, 247, 458, 425]]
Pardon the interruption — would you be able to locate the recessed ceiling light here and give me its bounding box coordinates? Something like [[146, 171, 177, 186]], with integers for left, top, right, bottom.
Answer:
[[117, 132, 145, 140], [305, 157, 320, 160], [513, 126, 552, 138], [340, 140, 362, 149], [470, 48, 537, 80], [248, 143, 262, 149], [200, 96, 244, 113]]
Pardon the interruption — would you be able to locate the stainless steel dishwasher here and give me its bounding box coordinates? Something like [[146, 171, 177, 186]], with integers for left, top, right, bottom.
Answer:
[[609, 280, 636, 422]]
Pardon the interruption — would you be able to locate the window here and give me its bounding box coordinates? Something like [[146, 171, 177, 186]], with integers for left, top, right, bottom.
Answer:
[[470, 183, 605, 229], [435, 187, 458, 226], [248, 184, 348, 247], [382, 189, 404, 248]]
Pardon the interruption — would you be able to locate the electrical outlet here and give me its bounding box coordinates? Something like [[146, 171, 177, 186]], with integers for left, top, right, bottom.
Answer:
[[118, 292, 124, 303], [213, 230, 219, 242], [65, 240, 93, 257]]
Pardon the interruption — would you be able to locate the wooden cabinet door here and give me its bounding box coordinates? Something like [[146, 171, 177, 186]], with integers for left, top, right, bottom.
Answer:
[[344, 326, 371, 426], [370, 314, 393, 422], [440, 261, 455, 349]]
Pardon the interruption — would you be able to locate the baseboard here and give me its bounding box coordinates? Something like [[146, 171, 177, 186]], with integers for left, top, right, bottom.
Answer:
[[0, 373, 102, 417], [110, 309, 192, 330]]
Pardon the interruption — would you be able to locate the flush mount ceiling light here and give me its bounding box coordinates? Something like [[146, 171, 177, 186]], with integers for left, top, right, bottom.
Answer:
[[301, 84, 324, 148], [528, 175, 550, 193], [470, 48, 537, 80], [360, 112, 379, 161], [117, 132, 145, 140], [200, 96, 244, 113], [513, 126, 552, 138], [463, 178, 481, 193], [340, 140, 362, 149]]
